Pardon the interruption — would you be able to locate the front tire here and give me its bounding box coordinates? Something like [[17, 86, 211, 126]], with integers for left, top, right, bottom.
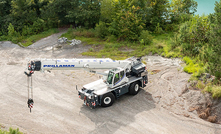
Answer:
[[101, 92, 115, 107], [129, 82, 140, 95]]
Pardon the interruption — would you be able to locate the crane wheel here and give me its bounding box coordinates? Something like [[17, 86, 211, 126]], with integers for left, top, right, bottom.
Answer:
[[101, 92, 115, 107], [129, 81, 140, 95]]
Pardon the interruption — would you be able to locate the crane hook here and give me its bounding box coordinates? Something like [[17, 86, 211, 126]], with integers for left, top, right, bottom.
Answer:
[[27, 98, 34, 113]]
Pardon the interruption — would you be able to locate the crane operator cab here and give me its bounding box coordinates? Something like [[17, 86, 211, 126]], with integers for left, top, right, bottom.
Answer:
[[104, 67, 129, 89]]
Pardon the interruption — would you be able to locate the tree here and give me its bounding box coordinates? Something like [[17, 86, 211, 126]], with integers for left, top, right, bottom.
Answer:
[[207, 0, 221, 80], [177, 15, 210, 56], [0, 0, 11, 17], [130, 0, 152, 29], [43, 0, 72, 25], [109, 0, 144, 41], [169, 0, 198, 23], [10, 0, 36, 31], [148, 0, 169, 31], [0, 0, 12, 35], [100, 0, 114, 23], [31, 0, 49, 17], [67, 0, 101, 28]]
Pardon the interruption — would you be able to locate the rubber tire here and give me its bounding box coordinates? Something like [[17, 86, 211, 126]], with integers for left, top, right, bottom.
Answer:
[[101, 92, 115, 107], [129, 82, 140, 95]]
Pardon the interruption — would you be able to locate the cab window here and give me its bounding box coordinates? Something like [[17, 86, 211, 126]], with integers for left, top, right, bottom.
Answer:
[[114, 73, 120, 84], [107, 71, 114, 84], [120, 71, 124, 78]]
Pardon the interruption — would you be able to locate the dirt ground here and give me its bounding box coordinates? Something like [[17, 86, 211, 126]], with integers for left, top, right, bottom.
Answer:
[[0, 32, 221, 134]]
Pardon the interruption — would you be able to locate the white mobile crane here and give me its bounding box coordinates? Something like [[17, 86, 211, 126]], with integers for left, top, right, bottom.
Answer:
[[25, 57, 148, 111]]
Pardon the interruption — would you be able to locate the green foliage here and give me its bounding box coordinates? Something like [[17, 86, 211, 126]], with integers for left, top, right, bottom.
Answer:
[[61, 27, 96, 40], [70, 31, 169, 59], [204, 84, 221, 98], [154, 23, 164, 34], [100, 0, 114, 23], [7, 23, 23, 43], [22, 25, 33, 36], [95, 21, 109, 39], [207, 0, 221, 80], [183, 56, 205, 77], [169, 0, 197, 24], [0, 127, 22, 134], [32, 18, 46, 34], [106, 35, 118, 42], [109, 1, 145, 41], [196, 80, 205, 89], [0, 0, 12, 35], [175, 15, 210, 56], [148, 0, 169, 31], [167, 0, 221, 85], [139, 30, 153, 45], [11, 0, 36, 31], [170, 33, 181, 49], [66, 0, 101, 28], [7, 23, 15, 37]]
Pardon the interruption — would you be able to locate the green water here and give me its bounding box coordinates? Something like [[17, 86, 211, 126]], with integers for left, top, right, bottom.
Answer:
[[195, 0, 218, 15]]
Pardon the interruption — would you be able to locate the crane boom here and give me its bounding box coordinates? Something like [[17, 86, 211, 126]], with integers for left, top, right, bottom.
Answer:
[[37, 58, 130, 71], [26, 57, 142, 73]]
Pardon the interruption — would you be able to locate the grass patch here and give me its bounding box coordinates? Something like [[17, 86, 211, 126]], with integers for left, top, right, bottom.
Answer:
[[20, 28, 59, 47], [204, 84, 221, 98], [183, 56, 206, 78], [196, 80, 206, 89], [60, 28, 181, 60], [60, 28, 96, 40], [77, 32, 176, 60], [0, 127, 22, 134]]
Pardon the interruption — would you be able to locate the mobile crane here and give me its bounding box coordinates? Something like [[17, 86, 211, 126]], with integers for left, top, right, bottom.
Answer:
[[25, 57, 148, 111]]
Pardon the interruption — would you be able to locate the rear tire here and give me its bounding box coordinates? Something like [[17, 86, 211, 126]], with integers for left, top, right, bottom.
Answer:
[[129, 82, 140, 95], [101, 92, 115, 107]]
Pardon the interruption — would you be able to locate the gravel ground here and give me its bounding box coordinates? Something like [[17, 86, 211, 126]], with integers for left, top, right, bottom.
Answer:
[[0, 33, 221, 134]]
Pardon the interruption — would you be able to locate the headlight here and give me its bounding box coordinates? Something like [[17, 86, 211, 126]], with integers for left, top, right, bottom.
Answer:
[[88, 95, 92, 99]]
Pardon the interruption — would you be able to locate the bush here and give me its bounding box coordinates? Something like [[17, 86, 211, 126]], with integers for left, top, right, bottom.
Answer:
[[196, 80, 205, 89], [22, 25, 33, 36], [176, 15, 210, 56], [139, 30, 153, 45], [7, 23, 15, 37], [95, 21, 109, 39], [204, 84, 221, 98], [106, 35, 117, 42], [206, 0, 221, 80], [170, 33, 181, 49], [32, 18, 46, 34], [164, 24, 179, 32], [154, 23, 164, 34], [183, 57, 205, 77], [109, 4, 144, 41]]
